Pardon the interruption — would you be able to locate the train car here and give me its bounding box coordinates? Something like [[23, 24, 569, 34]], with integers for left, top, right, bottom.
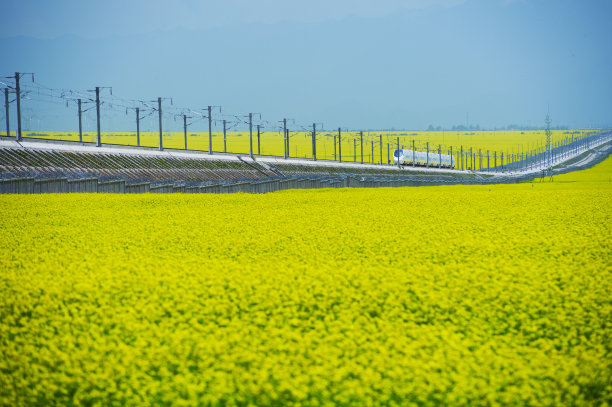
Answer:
[[393, 149, 455, 168]]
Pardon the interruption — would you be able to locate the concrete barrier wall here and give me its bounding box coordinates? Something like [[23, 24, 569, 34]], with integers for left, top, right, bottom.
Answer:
[[34, 178, 69, 193], [0, 175, 537, 194], [151, 185, 174, 193], [68, 178, 98, 193], [0, 178, 35, 194], [98, 180, 126, 193], [126, 183, 151, 194]]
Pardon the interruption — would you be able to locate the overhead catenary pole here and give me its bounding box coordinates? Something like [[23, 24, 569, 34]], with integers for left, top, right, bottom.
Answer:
[[15, 72, 21, 141], [379, 134, 383, 165], [312, 123, 317, 161], [470, 147, 473, 170], [360, 131, 364, 164], [283, 118, 287, 159], [136, 107, 140, 147], [371, 141, 374, 164], [338, 128, 342, 162], [157, 97, 163, 151], [96, 87, 101, 147], [5, 88, 10, 138], [412, 140, 415, 167], [183, 114, 188, 150], [223, 120, 227, 153], [208, 105, 213, 154], [334, 134, 337, 161], [77, 98, 82, 143], [249, 113, 253, 157], [397, 137, 400, 169], [257, 124, 261, 155]]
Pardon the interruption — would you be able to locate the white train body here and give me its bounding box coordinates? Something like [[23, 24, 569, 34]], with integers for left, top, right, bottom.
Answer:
[[393, 149, 455, 168]]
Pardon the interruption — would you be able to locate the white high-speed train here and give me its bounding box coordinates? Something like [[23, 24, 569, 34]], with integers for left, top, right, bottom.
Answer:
[[393, 149, 455, 168]]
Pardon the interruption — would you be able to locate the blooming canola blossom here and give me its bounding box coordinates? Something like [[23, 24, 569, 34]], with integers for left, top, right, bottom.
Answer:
[[0, 158, 611, 406]]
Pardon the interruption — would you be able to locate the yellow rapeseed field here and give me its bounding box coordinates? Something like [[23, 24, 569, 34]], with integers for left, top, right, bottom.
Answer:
[[1, 158, 611, 406], [20, 129, 596, 168]]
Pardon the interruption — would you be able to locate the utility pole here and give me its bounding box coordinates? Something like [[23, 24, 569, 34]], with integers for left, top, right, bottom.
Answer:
[[78, 99, 82, 142], [5, 88, 10, 138]]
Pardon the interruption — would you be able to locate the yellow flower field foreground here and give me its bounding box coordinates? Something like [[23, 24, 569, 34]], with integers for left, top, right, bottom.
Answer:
[[1, 159, 611, 406]]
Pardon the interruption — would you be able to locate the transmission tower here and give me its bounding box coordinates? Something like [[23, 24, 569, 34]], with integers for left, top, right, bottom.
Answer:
[[545, 111, 552, 169]]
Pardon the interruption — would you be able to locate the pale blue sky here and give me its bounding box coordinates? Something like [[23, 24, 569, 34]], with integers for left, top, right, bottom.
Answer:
[[1, 0, 611, 132]]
